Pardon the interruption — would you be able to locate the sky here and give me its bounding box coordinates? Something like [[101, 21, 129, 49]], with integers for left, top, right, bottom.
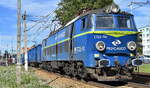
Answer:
[[0, 0, 150, 53]]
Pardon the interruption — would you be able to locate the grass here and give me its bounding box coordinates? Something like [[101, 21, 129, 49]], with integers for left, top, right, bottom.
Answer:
[[137, 64, 150, 73], [0, 65, 52, 88]]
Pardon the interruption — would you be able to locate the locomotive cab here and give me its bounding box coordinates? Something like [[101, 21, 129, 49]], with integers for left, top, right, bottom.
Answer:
[[78, 9, 143, 80], [82, 12, 141, 65], [92, 13, 138, 66]]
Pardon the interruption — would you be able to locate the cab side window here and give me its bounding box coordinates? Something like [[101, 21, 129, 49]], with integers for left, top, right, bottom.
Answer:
[[81, 18, 86, 30], [81, 15, 91, 31]]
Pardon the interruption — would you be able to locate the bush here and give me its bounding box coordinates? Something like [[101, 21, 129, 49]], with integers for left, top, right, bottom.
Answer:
[[0, 66, 51, 88]]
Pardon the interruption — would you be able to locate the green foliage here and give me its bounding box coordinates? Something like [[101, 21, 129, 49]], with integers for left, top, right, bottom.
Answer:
[[139, 64, 150, 73], [0, 66, 51, 88], [137, 47, 142, 55], [55, 0, 114, 25]]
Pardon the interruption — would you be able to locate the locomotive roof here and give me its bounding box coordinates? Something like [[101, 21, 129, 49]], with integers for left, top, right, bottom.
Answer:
[[65, 9, 132, 27], [44, 9, 133, 41]]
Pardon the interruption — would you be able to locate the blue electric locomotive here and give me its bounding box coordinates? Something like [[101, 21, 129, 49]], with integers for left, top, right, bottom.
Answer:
[[39, 6, 143, 81]]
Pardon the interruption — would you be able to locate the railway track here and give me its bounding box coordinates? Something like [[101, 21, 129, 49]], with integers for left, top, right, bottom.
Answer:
[[34, 67, 150, 88], [87, 81, 150, 88], [60, 72, 150, 88], [127, 82, 150, 88], [132, 72, 150, 77], [131, 72, 150, 85]]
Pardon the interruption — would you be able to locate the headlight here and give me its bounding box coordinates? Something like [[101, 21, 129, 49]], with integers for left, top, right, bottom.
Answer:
[[96, 41, 105, 51], [112, 7, 120, 13], [132, 59, 142, 66], [127, 41, 136, 51]]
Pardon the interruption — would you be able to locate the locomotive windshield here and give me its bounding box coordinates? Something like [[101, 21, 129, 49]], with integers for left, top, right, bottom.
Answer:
[[95, 15, 136, 29], [117, 16, 135, 29], [96, 16, 114, 28]]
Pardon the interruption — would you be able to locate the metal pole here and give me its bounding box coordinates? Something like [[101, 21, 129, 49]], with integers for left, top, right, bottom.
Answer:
[[23, 11, 28, 71], [16, 0, 21, 84], [11, 39, 13, 55], [6, 45, 8, 66], [130, 4, 133, 14]]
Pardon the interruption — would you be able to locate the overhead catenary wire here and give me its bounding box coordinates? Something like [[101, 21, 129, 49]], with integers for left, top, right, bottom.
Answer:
[[128, 0, 150, 13], [27, 8, 57, 25], [22, 7, 61, 47], [28, 16, 58, 36], [29, 22, 53, 42], [25, 9, 56, 32]]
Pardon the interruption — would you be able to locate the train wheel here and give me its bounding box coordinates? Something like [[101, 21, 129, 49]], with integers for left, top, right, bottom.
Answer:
[[69, 63, 77, 77], [63, 63, 70, 75], [77, 62, 87, 79]]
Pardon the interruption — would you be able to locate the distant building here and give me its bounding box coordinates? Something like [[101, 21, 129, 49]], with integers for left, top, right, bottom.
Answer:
[[139, 26, 150, 58]]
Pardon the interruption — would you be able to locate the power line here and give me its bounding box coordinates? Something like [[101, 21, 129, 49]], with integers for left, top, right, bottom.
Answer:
[[22, 8, 59, 47], [27, 17, 56, 38], [128, 0, 150, 13], [26, 21, 43, 31], [26, 8, 57, 28], [25, 13, 55, 32]]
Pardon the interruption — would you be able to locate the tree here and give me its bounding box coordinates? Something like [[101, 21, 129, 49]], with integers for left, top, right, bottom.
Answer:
[[55, 0, 114, 25]]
